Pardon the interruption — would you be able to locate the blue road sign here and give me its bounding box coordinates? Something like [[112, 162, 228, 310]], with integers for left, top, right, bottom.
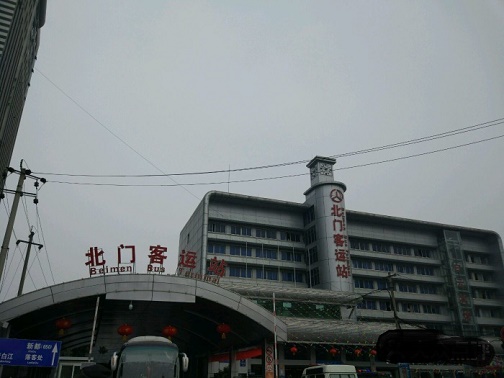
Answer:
[[0, 338, 62, 367]]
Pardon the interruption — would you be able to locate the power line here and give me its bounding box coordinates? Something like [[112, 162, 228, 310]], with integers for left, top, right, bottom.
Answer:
[[34, 118, 504, 178], [35, 68, 203, 203], [45, 133, 504, 187]]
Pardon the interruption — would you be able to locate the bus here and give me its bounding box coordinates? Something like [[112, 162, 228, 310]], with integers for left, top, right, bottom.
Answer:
[[301, 364, 358, 378], [81, 336, 189, 378]]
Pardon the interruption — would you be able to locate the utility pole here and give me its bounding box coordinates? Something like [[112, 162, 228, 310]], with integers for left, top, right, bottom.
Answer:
[[0, 164, 45, 287], [0, 168, 27, 284], [387, 272, 401, 329], [17, 229, 43, 296]]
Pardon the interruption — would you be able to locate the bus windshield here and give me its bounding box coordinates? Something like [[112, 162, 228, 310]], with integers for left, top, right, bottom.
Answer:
[[118, 345, 179, 378]]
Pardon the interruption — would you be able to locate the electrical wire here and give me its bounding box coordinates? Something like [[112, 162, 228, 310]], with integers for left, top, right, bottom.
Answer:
[[35, 205, 56, 286], [35, 68, 202, 202], [33, 118, 504, 178], [44, 133, 504, 187]]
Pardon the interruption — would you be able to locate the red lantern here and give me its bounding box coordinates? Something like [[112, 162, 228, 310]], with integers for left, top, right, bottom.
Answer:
[[370, 349, 377, 356], [329, 347, 339, 357], [55, 317, 72, 336], [216, 323, 231, 339], [117, 323, 133, 341], [162, 325, 178, 340], [354, 348, 362, 357], [290, 345, 298, 355]]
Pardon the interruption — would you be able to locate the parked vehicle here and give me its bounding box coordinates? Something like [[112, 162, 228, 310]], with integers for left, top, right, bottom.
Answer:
[[81, 336, 189, 378], [376, 329, 494, 367], [301, 364, 358, 378]]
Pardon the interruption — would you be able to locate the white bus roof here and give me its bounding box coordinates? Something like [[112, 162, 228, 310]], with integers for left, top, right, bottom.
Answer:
[[303, 365, 357, 374]]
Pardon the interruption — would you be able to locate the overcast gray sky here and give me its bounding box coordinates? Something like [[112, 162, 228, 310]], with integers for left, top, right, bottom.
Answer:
[[1, 1, 503, 301]]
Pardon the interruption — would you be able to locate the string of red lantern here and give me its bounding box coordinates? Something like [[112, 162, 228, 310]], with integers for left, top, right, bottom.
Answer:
[[117, 323, 133, 341], [216, 323, 231, 339], [290, 345, 298, 355], [55, 317, 72, 336], [162, 325, 178, 340]]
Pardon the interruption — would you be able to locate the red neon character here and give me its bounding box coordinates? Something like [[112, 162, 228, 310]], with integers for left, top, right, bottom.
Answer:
[[459, 294, 468, 305], [118, 244, 136, 264], [148, 245, 167, 264], [331, 204, 344, 217], [335, 249, 348, 262], [333, 234, 347, 247], [336, 264, 350, 278], [333, 219, 345, 232], [179, 250, 197, 269], [208, 257, 227, 277], [85, 247, 106, 267], [462, 310, 472, 322]]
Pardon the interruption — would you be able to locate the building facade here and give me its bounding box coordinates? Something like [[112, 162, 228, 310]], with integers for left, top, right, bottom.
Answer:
[[0, 0, 46, 189], [179, 156, 504, 340]]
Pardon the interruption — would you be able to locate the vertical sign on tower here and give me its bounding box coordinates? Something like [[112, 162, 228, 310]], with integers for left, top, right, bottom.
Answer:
[[329, 187, 351, 280]]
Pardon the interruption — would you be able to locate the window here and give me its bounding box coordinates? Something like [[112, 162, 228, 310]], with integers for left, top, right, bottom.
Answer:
[[231, 225, 251, 236], [375, 262, 393, 272], [255, 228, 276, 239], [303, 206, 315, 226], [295, 271, 303, 283], [280, 231, 301, 242], [281, 251, 293, 261], [414, 248, 431, 258], [423, 304, 441, 314], [394, 245, 411, 256], [255, 229, 266, 238], [263, 270, 278, 280], [207, 243, 225, 254], [293, 253, 302, 262], [398, 282, 417, 293], [229, 245, 252, 256], [266, 230, 277, 239], [379, 301, 392, 311], [372, 243, 390, 253], [310, 267, 320, 286], [305, 226, 317, 245], [282, 271, 294, 282], [419, 284, 437, 295], [305, 246, 318, 264], [417, 266, 434, 276], [256, 248, 277, 259], [401, 303, 421, 313], [281, 250, 302, 262], [229, 266, 251, 278], [357, 300, 377, 310], [208, 222, 226, 233], [352, 259, 373, 270], [396, 264, 414, 274], [354, 279, 374, 289], [350, 239, 369, 251], [377, 280, 388, 290]]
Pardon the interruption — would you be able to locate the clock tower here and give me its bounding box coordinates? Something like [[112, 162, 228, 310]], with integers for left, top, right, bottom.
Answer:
[[304, 156, 353, 295], [308, 156, 336, 185]]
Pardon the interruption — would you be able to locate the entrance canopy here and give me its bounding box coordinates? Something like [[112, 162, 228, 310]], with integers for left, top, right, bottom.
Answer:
[[0, 274, 287, 358]]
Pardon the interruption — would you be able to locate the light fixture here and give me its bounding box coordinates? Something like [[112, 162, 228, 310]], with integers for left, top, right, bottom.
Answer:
[[128, 301, 133, 311]]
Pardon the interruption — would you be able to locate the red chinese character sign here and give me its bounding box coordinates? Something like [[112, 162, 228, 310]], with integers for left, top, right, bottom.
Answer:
[[84, 244, 169, 276], [306, 181, 353, 292], [329, 187, 352, 287]]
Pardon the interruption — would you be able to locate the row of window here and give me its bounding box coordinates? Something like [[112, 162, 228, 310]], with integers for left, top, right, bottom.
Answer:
[[208, 222, 302, 242], [208, 243, 304, 262], [358, 300, 442, 314], [228, 266, 304, 282], [350, 239, 433, 258], [352, 259, 435, 275], [254, 297, 341, 319], [354, 278, 438, 294]]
